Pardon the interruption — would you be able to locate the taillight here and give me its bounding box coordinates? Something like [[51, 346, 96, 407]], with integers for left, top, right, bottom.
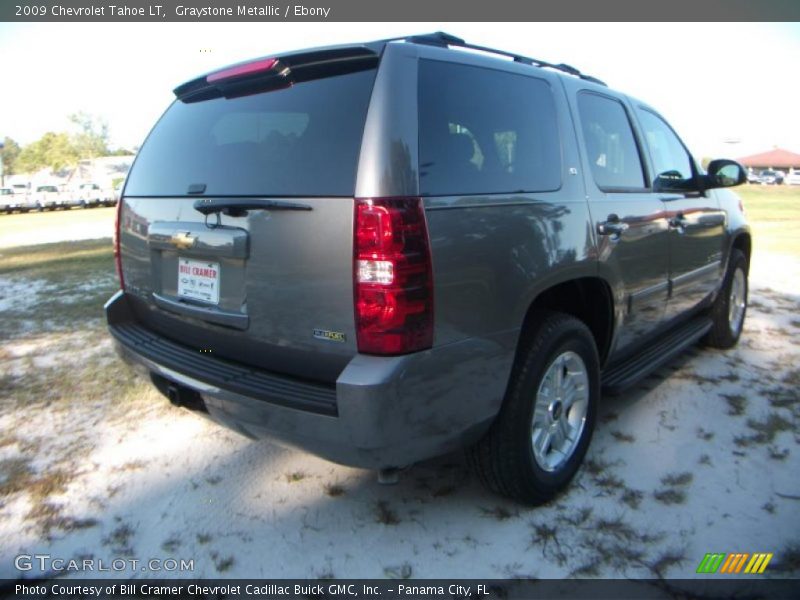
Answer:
[[354, 198, 434, 355], [113, 198, 125, 290]]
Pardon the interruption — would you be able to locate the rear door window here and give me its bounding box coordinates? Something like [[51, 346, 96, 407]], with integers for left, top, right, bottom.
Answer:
[[576, 92, 646, 191], [125, 69, 376, 197], [418, 60, 561, 196]]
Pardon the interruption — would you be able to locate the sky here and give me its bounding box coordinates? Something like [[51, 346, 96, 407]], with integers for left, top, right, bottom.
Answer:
[[0, 22, 798, 160]]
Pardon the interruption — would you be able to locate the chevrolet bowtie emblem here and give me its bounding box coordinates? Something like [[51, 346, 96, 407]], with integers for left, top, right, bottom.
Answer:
[[170, 232, 197, 250]]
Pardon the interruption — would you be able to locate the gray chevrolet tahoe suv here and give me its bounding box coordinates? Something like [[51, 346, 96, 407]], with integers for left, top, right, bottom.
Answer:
[[106, 32, 751, 504]]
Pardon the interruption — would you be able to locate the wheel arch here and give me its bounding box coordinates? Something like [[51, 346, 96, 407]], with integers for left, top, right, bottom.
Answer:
[[730, 230, 752, 273], [516, 277, 615, 369]]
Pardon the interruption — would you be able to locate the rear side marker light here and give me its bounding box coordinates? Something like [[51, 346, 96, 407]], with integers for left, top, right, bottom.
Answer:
[[354, 198, 434, 355]]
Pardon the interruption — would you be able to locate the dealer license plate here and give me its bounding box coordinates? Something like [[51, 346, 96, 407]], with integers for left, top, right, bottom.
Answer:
[[177, 258, 220, 305]]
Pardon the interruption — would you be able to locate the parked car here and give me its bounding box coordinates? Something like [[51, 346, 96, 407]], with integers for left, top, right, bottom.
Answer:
[[0, 187, 27, 213], [759, 169, 784, 185], [106, 32, 751, 504], [77, 182, 113, 207], [11, 183, 30, 196], [63, 193, 87, 209], [785, 171, 800, 185], [746, 170, 762, 184], [31, 185, 64, 210]]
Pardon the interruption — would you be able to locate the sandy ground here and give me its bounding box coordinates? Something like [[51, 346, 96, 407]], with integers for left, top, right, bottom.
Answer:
[[0, 247, 798, 580]]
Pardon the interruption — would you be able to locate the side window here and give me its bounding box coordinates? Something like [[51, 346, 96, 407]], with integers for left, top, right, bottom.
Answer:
[[418, 60, 561, 196], [636, 109, 696, 191], [576, 93, 646, 191]]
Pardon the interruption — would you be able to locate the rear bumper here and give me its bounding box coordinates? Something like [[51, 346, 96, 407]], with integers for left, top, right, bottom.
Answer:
[[105, 291, 513, 468]]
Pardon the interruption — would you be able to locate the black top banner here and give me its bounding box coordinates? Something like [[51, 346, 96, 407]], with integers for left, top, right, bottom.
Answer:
[[2, 0, 800, 22]]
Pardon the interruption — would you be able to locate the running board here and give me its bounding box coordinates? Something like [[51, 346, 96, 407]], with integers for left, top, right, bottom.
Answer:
[[602, 317, 713, 395]]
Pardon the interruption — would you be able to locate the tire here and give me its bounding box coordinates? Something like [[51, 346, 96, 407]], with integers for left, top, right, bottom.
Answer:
[[704, 249, 748, 349], [470, 311, 600, 505]]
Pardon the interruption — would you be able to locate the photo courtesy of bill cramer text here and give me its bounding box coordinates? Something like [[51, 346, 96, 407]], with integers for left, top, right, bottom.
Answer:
[[14, 583, 493, 598], [15, 4, 333, 19]]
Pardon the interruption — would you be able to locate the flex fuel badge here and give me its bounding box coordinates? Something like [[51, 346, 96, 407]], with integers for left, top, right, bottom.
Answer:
[[313, 329, 346, 343]]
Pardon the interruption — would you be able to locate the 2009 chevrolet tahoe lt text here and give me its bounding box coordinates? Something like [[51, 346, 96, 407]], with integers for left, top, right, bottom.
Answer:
[[106, 32, 751, 504]]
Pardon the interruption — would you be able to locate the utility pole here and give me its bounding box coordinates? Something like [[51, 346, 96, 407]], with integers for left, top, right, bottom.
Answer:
[[0, 138, 4, 187]]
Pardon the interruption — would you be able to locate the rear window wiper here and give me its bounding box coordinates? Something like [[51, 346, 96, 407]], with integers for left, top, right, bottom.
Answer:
[[193, 198, 313, 217]]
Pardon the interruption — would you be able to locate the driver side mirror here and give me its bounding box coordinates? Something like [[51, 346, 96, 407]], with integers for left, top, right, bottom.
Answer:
[[705, 159, 747, 189]]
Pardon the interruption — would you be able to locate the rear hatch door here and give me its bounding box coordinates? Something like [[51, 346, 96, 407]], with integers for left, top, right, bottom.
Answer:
[[119, 48, 379, 382]]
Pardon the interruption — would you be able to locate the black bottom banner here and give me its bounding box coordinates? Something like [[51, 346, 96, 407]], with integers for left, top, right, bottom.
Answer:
[[1, 579, 798, 600]]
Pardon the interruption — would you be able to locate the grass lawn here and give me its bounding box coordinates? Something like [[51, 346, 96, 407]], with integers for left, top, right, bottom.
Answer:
[[0, 206, 114, 249], [0, 239, 158, 537], [0, 206, 114, 238], [0, 239, 117, 339], [0, 238, 113, 280], [736, 184, 800, 258]]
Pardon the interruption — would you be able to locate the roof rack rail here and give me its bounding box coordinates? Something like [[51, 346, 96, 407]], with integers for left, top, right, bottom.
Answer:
[[387, 31, 607, 87]]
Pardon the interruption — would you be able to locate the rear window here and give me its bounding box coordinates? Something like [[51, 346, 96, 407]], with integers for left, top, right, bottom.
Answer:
[[418, 60, 561, 196], [125, 69, 376, 197]]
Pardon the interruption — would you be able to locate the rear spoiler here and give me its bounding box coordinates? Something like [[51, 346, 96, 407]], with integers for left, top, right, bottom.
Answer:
[[173, 45, 380, 103]]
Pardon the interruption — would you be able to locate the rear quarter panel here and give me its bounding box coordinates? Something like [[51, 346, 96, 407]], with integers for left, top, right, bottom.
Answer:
[[415, 51, 597, 348], [410, 51, 598, 396], [353, 45, 599, 421]]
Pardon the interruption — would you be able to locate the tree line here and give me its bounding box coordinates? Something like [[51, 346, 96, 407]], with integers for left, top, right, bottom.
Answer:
[[1, 112, 134, 176]]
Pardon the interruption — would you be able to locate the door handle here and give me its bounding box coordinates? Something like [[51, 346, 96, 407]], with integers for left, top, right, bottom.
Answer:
[[597, 214, 629, 237], [669, 214, 688, 229]]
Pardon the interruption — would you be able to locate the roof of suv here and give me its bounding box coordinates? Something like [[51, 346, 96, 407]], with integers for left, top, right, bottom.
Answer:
[[174, 31, 607, 101], [383, 32, 607, 86]]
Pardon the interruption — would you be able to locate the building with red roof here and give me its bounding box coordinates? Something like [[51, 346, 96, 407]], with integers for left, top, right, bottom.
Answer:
[[737, 148, 800, 170]]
